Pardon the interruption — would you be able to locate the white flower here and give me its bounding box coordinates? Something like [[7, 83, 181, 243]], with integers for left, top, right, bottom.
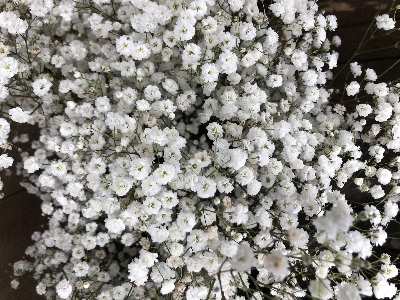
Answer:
[[160, 191, 179, 209], [105, 218, 125, 234], [239, 22, 256, 41], [143, 85, 161, 101], [384, 201, 399, 218], [0, 84, 9, 100], [247, 180, 262, 196], [370, 185, 385, 199], [186, 286, 208, 300], [169, 242, 184, 256], [376, 14, 396, 30], [24, 157, 40, 173], [142, 197, 162, 215], [313, 200, 353, 239], [235, 166, 254, 185], [136, 99, 151, 111], [350, 62, 362, 77], [161, 280, 175, 295], [73, 261, 90, 277], [216, 176, 234, 193], [228, 0, 245, 12], [229, 244, 255, 271], [327, 52, 338, 69], [356, 104, 372, 117], [0, 118, 9, 141], [174, 21, 195, 41], [187, 229, 208, 252], [357, 275, 372, 296], [32, 78, 52, 97], [112, 286, 127, 300], [302, 70, 318, 86], [182, 43, 202, 69], [162, 79, 179, 95], [141, 176, 161, 196], [201, 16, 218, 34], [0, 154, 13, 168], [152, 164, 176, 185], [0, 57, 19, 79], [267, 74, 283, 88], [139, 249, 158, 268], [201, 63, 219, 83], [346, 81, 360, 96], [217, 51, 238, 74], [128, 260, 148, 286], [206, 122, 223, 140], [232, 204, 249, 225], [287, 227, 309, 248], [376, 168, 392, 185], [365, 68, 377, 81], [373, 274, 397, 299], [200, 206, 216, 226], [112, 176, 132, 196], [220, 240, 238, 258], [309, 279, 333, 300], [381, 263, 398, 279], [129, 158, 151, 180], [131, 42, 151, 61], [176, 211, 196, 232], [9, 107, 30, 123], [194, 176, 216, 198], [264, 250, 289, 281], [10, 279, 19, 289], [291, 50, 308, 70], [56, 279, 72, 299], [374, 83, 389, 97], [8, 18, 28, 34], [336, 282, 361, 300]]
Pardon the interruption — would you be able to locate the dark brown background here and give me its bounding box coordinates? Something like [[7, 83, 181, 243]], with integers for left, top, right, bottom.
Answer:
[[1, 1, 399, 299]]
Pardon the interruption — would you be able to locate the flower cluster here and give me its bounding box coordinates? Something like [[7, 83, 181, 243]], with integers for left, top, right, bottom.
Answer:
[[2, 0, 399, 299]]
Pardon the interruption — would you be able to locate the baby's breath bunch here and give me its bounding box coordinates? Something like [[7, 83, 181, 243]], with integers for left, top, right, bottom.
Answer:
[[2, 0, 399, 299]]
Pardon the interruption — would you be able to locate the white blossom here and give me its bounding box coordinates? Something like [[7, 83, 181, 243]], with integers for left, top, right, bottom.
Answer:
[[56, 279, 72, 299]]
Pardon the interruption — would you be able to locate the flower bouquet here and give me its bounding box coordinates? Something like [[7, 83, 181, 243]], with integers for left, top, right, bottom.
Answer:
[[1, 0, 399, 299]]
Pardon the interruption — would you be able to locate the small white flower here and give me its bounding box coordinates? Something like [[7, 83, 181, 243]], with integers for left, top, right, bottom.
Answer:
[[350, 62, 362, 77], [376, 14, 396, 31], [0, 154, 13, 168], [309, 279, 333, 300], [105, 218, 125, 234], [0, 57, 19, 79], [229, 244, 255, 271], [370, 185, 385, 199], [346, 81, 360, 96], [161, 279, 175, 295], [194, 176, 216, 198], [10, 279, 19, 289], [32, 77, 52, 97], [112, 176, 132, 196], [376, 168, 392, 185], [201, 63, 219, 83], [8, 107, 30, 123], [356, 104, 372, 117], [365, 68, 377, 81], [267, 74, 283, 88], [24, 157, 40, 173], [56, 279, 72, 299], [336, 282, 361, 300], [136, 99, 151, 111], [263, 249, 289, 281], [153, 164, 176, 185]]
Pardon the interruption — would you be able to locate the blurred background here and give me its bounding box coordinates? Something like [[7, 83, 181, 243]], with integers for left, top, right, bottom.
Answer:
[[0, 0, 399, 299]]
